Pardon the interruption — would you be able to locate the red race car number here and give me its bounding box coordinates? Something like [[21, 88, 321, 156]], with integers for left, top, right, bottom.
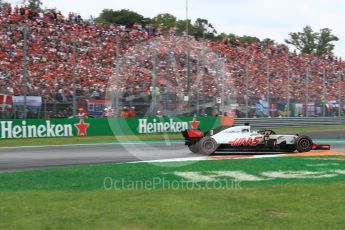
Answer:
[[229, 136, 263, 146]]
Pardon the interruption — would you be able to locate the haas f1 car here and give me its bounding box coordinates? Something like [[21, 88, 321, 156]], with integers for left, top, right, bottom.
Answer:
[[182, 124, 330, 155]]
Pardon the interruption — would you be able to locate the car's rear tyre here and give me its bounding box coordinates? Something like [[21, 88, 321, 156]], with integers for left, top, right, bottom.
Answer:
[[188, 143, 200, 153], [199, 137, 218, 155], [296, 136, 313, 153]]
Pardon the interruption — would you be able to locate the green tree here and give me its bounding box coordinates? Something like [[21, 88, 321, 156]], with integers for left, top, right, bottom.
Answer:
[[213, 32, 227, 42], [0, 1, 9, 13], [192, 18, 217, 39], [285, 26, 338, 56], [316, 28, 339, 56], [261, 38, 275, 49], [24, 0, 42, 11], [238, 35, 260, 44], [96, 9, 144, 26], [175, 19, 193, 35], [227, 33, 237, 43], [151, 13, 176, 32], [262, 38, 274, 45]]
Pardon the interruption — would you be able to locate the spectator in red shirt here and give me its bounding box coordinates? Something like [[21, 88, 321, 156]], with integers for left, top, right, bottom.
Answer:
[[128, 106, 136, 117], [76, 108, 87, 118], [120, 107, 129, 118], [7, 4, 12, 15]]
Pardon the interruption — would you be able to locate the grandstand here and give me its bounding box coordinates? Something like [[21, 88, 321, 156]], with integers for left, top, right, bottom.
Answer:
[[0, 2, 344, 118]]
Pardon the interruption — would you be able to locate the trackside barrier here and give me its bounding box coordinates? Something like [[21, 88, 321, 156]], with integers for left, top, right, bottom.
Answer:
[[0, 117, 343, 139], [235, 117, 345, 128], [0, 117, 221, 139]]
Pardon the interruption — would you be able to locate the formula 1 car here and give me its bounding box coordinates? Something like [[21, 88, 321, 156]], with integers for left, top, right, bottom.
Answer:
[[182, 123, 330, 155]]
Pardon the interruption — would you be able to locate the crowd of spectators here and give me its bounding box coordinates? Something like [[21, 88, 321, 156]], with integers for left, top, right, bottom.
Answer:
[[212, 39, 344, 104], [0, 2, 344, 118], [0, 3, 158, 104]]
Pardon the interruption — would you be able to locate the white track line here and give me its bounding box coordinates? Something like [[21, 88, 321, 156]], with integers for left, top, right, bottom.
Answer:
[[0, 140, 182, 149], [128, 154, 288, 164]]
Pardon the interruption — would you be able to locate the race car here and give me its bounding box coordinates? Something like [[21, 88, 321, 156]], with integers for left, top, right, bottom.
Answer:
[[182, 123, 330, 155]]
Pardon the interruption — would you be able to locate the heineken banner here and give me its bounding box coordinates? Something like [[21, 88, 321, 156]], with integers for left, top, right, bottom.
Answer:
[[0, 116, 223, 139]]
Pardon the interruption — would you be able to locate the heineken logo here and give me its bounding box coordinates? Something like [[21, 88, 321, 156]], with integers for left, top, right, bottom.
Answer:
[[138, 118, 193, 134], [189, 116, 200, 129], [0, 119, 89, 139], [74, 119, 90, 136]]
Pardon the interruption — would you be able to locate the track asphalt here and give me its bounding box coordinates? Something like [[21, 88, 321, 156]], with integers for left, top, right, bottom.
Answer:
[[0, 130, 343, 172], [0, 137, 344, 172]]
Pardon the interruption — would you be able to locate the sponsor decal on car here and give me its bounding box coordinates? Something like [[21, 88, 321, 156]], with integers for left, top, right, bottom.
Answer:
[[229, 136, 263, 146]]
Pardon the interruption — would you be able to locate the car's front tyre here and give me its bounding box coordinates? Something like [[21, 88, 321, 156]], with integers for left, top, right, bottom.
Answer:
[[296, 135, 313, 152]]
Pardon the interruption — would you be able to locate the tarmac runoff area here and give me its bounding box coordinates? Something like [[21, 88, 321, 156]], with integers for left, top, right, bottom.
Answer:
[[0, 132, 345, 172]]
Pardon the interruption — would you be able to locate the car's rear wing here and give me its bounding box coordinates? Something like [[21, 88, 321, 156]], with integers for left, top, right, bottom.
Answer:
[[182, 116, 235, 146], [181, 129, 204, 146]]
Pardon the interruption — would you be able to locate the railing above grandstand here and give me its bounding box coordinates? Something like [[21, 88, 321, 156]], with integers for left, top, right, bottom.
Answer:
[[0, 93, 344, 119], [235, 117, 345, 128]]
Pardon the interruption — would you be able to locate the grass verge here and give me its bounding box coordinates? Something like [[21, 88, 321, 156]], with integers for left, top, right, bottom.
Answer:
[[1, 155, 345, 190], [1, 182, 345, 230], [1, 155, 345, 229]]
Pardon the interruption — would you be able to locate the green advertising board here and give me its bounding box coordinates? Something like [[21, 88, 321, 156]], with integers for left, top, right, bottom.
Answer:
[[0, 117, 221, 139]]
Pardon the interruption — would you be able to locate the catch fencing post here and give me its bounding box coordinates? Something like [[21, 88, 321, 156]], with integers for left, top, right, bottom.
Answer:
[[323, 68, 326, 117], [338, 72, 342, 117], [72, 31, 77, 117], [305, 66, 310, 117], [22, 24, 28, 118], [266, 60, 270, 117], [245, 63, 249, 118], [151, 46, 157, 116], [185, 0, 191, 114], [221, 57, 226, 114], [115, 36, 121, 117], [196, 58, 200, 114], [287, 65, 291, 117]]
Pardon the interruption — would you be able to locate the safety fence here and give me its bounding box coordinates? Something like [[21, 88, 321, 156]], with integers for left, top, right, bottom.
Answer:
[[235, 117, 345, 128]]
